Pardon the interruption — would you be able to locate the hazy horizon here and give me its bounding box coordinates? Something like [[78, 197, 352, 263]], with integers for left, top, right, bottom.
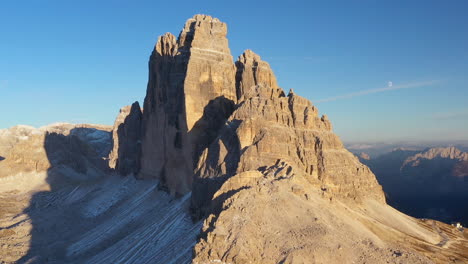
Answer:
[[1, 0, 467, 142]]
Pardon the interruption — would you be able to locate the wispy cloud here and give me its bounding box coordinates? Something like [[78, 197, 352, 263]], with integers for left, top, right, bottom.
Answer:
[[315, 80, 439, 103], [433, 109, 468, 120]]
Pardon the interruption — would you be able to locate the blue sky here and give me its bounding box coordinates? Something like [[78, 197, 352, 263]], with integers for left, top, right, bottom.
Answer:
[[1, 0, 467, 142]]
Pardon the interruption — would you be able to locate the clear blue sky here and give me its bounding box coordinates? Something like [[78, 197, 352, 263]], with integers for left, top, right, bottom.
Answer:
[[1, 0, 467, 142]]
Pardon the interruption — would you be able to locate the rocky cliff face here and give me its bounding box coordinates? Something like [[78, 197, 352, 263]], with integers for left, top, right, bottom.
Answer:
[[108, 102, 142, 176], [192, 50, 385, 215], [137, 14, 385, 208], [139, 15, 237, 195]]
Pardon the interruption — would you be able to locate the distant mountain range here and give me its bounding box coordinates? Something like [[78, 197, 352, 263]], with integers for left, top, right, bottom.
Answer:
[[357, 147, 468, 225], [347, 141, 468, 158]]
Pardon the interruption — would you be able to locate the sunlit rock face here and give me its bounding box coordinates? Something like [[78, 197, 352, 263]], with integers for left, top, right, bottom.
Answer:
[[139, 15, 236, 195], [192, 50, 385, 215]]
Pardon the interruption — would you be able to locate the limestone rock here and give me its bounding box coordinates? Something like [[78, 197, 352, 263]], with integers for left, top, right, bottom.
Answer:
[[108, 102, 143, 176], [235, 50, 281, 100], [139, 15, 236, 195], [192, 51, 385, 214]]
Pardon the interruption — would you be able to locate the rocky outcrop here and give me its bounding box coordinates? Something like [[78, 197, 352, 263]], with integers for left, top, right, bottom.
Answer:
[[108, 102, 142, 176], [139, 15, 237, 195], [192, 50, 385, 215]]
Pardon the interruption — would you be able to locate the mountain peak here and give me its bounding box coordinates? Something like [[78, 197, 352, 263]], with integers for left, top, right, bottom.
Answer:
[[236, 49, 279, 100]]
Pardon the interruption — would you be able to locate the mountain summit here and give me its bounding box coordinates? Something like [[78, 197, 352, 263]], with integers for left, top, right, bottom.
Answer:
[[0, 15, 466, 264], [121, 14, 385, 208], [105, 15, 467, 263]]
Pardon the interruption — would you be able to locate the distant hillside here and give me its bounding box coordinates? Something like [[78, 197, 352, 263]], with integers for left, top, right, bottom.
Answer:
[[361, 147, 468, 225]]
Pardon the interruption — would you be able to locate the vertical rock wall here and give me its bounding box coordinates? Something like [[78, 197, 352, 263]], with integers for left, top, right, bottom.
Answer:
[[108, 102, 142, 176], [139, 15, 237, 195]]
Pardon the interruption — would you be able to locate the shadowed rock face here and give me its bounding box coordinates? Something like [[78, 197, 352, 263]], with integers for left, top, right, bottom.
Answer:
[[0, 126, 200, 263], [108, 102, 142, 176], [139, 15, 236, 195], [0, 124, 112, 180]]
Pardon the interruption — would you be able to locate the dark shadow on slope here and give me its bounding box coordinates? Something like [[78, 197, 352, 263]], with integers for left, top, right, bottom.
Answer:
[[0, 156, 4, 161], [17, 128, 111, 263]]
